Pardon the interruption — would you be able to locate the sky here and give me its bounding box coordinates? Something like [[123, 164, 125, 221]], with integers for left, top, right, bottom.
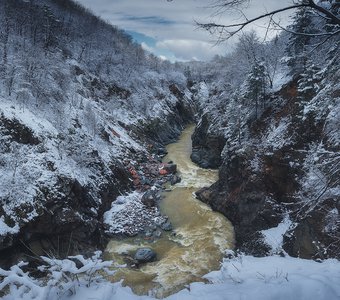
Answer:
[[76, 0, 294, 62]]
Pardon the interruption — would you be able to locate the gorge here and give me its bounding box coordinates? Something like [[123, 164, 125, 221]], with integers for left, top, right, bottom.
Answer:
[[0, 0, 339, 299]]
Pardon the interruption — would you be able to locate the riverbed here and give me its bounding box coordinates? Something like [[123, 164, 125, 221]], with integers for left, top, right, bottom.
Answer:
[[105, 125, 234, 298]]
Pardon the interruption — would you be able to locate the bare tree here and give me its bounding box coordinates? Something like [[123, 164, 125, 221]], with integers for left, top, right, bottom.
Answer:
[[196, 0, 340, 40], [0, 16, 10, 76]]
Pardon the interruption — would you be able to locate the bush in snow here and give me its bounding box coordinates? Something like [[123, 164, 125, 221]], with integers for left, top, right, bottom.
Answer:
[[0, 251, 117, 299]]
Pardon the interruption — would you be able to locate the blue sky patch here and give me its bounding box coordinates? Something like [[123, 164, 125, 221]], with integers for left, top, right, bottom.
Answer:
[[126, 30, 177, 61]]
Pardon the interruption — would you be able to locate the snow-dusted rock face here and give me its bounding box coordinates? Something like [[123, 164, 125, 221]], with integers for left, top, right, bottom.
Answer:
[[0, 0, 195, 267], [191, 113, 226, 168], [0, 99, 135, 264], [191, 37, 339, 259]]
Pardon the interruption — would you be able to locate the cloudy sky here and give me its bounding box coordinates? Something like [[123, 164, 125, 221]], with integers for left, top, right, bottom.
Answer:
[[76, 0, 293, 61]]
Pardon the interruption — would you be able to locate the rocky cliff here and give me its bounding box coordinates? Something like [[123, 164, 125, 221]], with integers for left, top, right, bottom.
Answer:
[[195, 60, 340, 259]]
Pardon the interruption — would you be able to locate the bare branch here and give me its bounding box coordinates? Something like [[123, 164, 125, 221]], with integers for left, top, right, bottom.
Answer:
[[271, 18, 340, 37], [307, 0, 340, 26], [207, 0, 250, 10], [197, 0, 340, 40], [197, 4, 311, 39], [263, 15, 273, 42]]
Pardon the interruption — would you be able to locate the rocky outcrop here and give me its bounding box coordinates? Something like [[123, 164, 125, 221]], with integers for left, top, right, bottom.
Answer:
[[0, 0, 201, 270], [191, 114, 225, 169], [196, 78, 340, 259], [283, 197, 340, 259], [134, 84, 196, 148], [196, 151, 286, 256], [0, 114, 40, 145], [0, 162, 132, 268]]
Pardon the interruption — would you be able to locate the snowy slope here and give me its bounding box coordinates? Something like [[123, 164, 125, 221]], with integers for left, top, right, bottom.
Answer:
[[169, 255, 340, 300], [0, 0, 196, 260]]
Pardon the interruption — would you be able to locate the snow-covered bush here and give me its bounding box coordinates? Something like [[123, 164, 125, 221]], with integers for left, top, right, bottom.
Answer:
[[0, 251, 117, 300]]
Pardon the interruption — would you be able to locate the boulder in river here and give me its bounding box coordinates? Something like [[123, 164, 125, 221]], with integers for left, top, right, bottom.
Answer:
[[170, 174, 181, 185], [134, 248, 157, 263], [163, 163, 177, 174]]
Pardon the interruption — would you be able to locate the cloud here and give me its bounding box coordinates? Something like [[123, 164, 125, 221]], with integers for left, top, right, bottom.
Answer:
[[156, 39, 227, 61], [122, 15, 176, 26], [77, 0, 293, 61], [159, 55, 168, 61], [140, 42, 155, 53], [130, 31, 178, 61]]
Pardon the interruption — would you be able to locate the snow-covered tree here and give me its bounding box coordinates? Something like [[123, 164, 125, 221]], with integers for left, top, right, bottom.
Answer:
[[244, 61, 269, 118], [297, 60, 321, 102], [286, 6, 317, 77]]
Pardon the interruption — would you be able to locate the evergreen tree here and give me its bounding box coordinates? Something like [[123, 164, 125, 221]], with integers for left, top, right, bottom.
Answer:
[[286, 6, 317, 77], [297, 61, 321, 102], [244, 61, 268, 119]]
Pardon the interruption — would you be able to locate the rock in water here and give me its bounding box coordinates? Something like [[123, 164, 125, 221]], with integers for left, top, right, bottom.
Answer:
[[163, 163, 177, 174], [134, 248, 157, 263], [170, 174, 181, 185]]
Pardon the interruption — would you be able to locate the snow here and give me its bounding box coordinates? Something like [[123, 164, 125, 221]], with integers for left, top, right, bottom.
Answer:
[[0, 99, 58, 137], [261, 216, 292, 253], [271, 72, 290, 92], [172, 255, 340, 300], [250, 154, 262, 172], [196, 82, 209, 105], [2, 255, 340, 300], [324, 208, 339, 233], [103, 191, 167, 236], [263, 118, 292, 151], [0, 2, 339, 300], [0, 216, 19, 235], [69, 282, 151, 300]]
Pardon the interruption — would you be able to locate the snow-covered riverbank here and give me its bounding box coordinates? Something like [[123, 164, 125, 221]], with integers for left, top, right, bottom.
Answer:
[[2, 254, 339, 300]]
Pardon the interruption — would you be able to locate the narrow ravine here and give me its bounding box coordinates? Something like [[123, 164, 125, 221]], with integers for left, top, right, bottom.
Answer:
[[105, 125, 234, 298]]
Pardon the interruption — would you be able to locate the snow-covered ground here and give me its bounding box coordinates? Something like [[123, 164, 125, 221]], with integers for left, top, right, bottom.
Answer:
[[1, 254, 339, 300], [167, 255, 340, 300]]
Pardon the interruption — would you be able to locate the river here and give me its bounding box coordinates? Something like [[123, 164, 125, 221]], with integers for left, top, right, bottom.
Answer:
[[105, 125, 234, 298]]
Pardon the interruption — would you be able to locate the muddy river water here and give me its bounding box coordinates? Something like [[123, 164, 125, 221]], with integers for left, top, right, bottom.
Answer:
[[105, 125, 234, 298]]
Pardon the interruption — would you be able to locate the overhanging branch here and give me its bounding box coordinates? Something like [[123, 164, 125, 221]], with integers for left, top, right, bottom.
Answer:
[[197, 1, 340, 40], [196, 4, 311, 38], [308, 0, 340, 26]]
